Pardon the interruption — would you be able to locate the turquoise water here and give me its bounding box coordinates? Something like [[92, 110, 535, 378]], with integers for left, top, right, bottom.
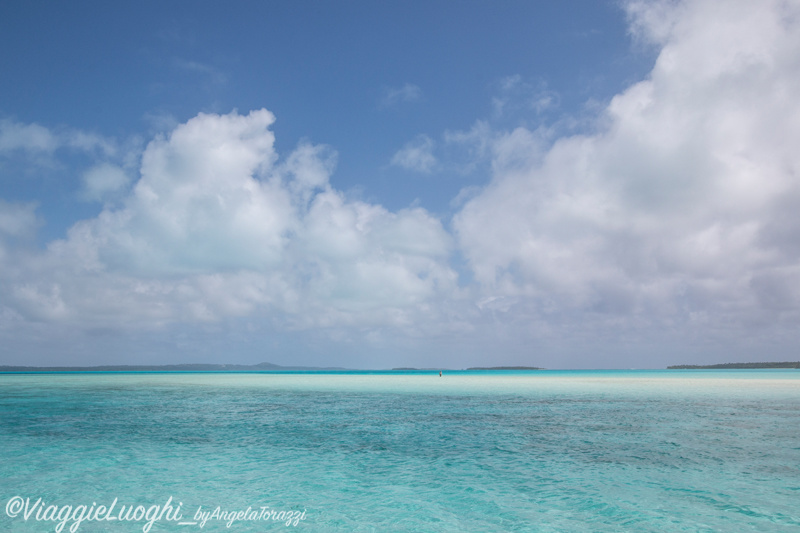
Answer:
[[1, 370, 799, 532]]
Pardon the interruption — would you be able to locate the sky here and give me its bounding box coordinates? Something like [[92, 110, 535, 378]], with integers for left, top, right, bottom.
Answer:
[[1, 0, 799, 369]]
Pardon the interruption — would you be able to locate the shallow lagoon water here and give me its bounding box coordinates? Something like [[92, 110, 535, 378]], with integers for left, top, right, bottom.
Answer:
[[1, 370, 799, 532]]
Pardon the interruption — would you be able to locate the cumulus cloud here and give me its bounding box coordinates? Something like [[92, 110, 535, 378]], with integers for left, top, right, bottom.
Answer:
[[1, 110, 458, 336], [454, 0, 800, 344], [3, 0, 800, 366], [390, 135, 437, 173], [86, 109, 291, 275]]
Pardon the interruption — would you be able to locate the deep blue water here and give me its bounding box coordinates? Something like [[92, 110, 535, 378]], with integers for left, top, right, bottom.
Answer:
[[1, 370, 799, 532]]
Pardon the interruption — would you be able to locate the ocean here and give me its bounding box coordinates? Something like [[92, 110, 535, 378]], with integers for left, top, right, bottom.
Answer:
[[1, 370, 799, 532]]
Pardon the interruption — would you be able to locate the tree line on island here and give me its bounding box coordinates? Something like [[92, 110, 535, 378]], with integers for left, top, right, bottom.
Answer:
[[668, 362, 800, 369], [5, 361, 798, 372]]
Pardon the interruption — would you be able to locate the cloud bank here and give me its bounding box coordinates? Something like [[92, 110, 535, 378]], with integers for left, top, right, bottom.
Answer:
[[2, 0, 800, 366], [454, 0, 800, 356], [2, 110, 459, 340]]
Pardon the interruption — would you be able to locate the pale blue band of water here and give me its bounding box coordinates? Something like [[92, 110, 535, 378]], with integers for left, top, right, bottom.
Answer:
[[1, 370, 799, 532]]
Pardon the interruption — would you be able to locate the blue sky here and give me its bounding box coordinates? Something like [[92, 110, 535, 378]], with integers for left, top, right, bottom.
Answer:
[[1, 1, 647, 227], [2, 0, 799, 369]]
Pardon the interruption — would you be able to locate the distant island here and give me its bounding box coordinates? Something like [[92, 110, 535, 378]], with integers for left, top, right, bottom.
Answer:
[[466, 366, 544, 370], [0, 362, 346, 372], [390, 367, 444, 371], [668, 362, 800, 369]]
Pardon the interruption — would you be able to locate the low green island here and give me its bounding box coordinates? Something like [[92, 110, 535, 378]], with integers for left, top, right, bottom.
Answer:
[[466, 366, 544, 370], [668, 362, 800, 369]]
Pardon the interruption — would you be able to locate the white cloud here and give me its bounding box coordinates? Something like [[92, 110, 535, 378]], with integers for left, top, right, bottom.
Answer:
[[1, 109, 459, 337], [390, 134, 437, 173], [283, 142, 337, 206], [66, 130, 117, 157], [380, 83, 423, 107], [64, 109, 292, 275], [0, 118, 117, 158], [80, 163, 131, 202], [0, 199, 39, 238], [454, 0, 800, 344], [0, 119, 58, 153], [3, 0, 800, 366]]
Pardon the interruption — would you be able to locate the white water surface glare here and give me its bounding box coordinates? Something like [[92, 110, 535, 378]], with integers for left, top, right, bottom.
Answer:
[[1, 370, 799, 532]]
